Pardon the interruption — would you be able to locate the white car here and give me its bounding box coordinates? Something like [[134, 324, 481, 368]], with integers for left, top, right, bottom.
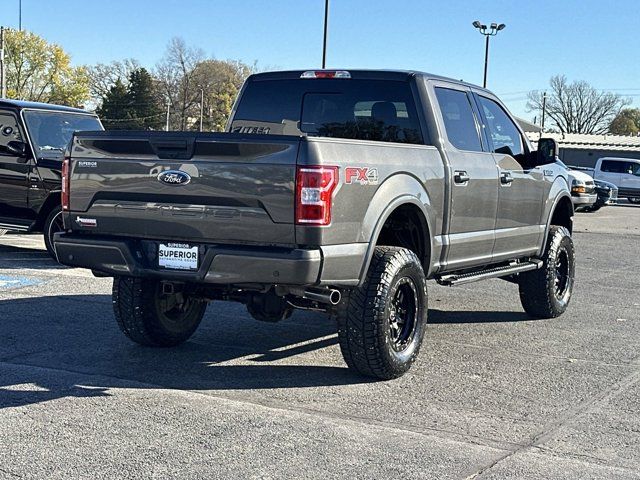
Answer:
[[557, 161, 597, 211], [591, 157, 640, 204]]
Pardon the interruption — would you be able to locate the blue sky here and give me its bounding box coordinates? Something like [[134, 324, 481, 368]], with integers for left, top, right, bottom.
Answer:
[[5, 0, 639, 119]]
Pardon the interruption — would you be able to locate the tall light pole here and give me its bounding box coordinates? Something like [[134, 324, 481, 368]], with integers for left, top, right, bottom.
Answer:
[[199, 88, 204, 132], [472, 21, 505, 88], [321, 0, 329, 68]]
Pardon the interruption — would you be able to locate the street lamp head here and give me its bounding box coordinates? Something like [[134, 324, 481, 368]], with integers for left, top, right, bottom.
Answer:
[[472, 20, 481, 29], [497, 23, 506, 31], [490, 22, 498, 30]]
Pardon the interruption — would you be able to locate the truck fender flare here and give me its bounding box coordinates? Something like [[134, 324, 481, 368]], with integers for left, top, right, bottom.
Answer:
[[539, 189, 574, 257], [357, 177, 436, 286]]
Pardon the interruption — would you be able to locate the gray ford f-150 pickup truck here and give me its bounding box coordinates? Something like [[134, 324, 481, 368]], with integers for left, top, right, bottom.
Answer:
[[54, 70, 575, 379]]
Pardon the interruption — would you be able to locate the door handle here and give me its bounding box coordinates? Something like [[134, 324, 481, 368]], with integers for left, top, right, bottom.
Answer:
[[454, 170, 470, 184], [500, 172, 514, 185]]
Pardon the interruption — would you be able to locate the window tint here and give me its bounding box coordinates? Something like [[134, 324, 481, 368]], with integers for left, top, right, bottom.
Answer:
[[601, 160, 625, 173], [434, 88, 482, 151], [478, 96, 524, 157], [231, 79, 423, 144], [0, 111, 24, 155]]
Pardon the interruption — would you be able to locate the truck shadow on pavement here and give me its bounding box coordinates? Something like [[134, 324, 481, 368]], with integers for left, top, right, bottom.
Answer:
[[0, 294, 537, 410], [0, 294, 371, 409], [0, 244, 67, 270]]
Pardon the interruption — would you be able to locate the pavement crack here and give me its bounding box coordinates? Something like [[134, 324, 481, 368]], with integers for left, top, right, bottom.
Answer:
[[465, 365, 640, 479]]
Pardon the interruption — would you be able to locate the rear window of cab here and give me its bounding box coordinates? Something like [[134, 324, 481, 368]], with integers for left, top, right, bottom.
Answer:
[[230, 79, 424, 145]]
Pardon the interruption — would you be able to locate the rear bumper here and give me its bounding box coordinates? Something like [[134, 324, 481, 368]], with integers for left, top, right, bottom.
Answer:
[[53, 233, 366, 287]]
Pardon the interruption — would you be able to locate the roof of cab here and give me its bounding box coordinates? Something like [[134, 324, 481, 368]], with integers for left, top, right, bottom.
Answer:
[[0, 98, 94, 115], [248, 69, 491, 93]]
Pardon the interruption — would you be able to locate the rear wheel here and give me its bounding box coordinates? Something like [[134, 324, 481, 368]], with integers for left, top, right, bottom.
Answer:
[[628, 197, 640, 204], [336, 246, 427, 380], [112, 277, 207, 347], [518, 226, 575, 318], [43, 206, 64, 259]]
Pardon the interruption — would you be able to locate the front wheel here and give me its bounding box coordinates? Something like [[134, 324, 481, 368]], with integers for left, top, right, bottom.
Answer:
[[43, 207, 64, 259], [628, 197, 640, 204], [113, 277, 207, 347], [336, 246, 427, 380], [518, 226, 575, 318]]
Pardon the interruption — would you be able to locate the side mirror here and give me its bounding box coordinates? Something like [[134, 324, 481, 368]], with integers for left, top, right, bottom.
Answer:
[[536, 137, 559, 165], [6, 140, 27, 157]]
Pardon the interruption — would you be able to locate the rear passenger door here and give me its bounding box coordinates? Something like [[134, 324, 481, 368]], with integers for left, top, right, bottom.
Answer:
[[474, 94, 545, 260], [432, 83, 499, 270]]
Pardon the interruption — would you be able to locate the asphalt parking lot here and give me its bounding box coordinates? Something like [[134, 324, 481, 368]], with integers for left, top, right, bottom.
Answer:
[[0, 204, 639, 479]]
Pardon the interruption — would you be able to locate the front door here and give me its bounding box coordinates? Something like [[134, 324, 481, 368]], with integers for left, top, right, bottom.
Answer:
[[0, 109, 32, 226], [432, 84, 499, 270], [473, 94, 545, 260]]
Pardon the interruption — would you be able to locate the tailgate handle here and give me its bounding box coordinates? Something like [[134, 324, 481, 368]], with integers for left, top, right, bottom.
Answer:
[[149, 138, 195, 159], [155, 141, 187, 151]]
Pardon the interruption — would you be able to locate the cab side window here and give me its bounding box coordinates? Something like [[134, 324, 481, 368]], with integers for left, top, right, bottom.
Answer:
[[477, 96, 525, 160], [0, 111, 23, 156], [601, 160, 625, 173], [434, 87, 482, 152]]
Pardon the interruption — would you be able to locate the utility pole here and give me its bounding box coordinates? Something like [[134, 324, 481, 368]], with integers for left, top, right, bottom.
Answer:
[[199, 88, 204, 132], [19, 0, 22, 31], [0, 27, 6, 99], [541, 91, 547, 132], [321, 0, 329, 69], [165, 101, 170, 131]]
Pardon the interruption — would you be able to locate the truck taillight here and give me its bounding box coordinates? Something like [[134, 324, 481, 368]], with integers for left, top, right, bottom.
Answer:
[[61, 156, 70, 211], [295, 166, 338, 226]]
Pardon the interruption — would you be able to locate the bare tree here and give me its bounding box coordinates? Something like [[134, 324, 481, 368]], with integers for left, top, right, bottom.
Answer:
[[86, 58, 140, 106], [527, 75, 631, 134], [154, 38, 204, 130]]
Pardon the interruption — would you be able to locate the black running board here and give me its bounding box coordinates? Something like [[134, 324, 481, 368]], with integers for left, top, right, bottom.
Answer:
[[436, 259, 543, 286]]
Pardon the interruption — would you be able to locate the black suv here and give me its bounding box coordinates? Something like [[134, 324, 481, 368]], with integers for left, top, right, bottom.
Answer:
[[0, 100, 102, 256]]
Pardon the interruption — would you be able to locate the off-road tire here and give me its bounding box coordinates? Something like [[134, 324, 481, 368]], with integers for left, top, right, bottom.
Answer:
[[43, 207, 64, 259], [518, 226, 575, 318], [336, 246, 427, 380], [112, 277, 207, 347]]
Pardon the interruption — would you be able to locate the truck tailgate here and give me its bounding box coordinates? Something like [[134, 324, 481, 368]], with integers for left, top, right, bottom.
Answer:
[[66, 132, 299, 246]]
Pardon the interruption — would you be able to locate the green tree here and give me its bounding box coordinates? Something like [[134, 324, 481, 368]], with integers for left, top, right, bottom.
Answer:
[[127, 68, 164, 130], [96, 69, 164, 130], [609, 108, 640, 136], [4, 29, 89, 107], [96, 79, 132, 130], [191, 59, 254, 131]]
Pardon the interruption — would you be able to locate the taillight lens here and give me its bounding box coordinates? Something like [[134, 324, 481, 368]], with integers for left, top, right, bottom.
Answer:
[[61, 156, 70, 211], [295, 166, 338, 225]]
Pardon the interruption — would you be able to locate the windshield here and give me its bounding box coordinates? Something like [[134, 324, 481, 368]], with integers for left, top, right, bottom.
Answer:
[[23, 110, 103, 158]]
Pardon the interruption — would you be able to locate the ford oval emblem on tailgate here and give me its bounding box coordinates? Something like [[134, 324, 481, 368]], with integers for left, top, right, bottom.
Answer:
[[158, 170, 191, 186]]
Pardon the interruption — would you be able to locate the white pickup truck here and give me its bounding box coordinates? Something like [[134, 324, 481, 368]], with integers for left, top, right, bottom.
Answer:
[[576, 157, 640, 204]]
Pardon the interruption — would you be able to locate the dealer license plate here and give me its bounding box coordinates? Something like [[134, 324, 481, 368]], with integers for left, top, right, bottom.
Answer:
[[158, 243, 199, 271]]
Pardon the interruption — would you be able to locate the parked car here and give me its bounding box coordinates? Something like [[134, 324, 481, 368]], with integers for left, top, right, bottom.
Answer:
[[585, 179, 619, 212], [54, 69, 575, 380], [558, 161, 597, 211], [577, 157, 640, 204], [0, 99, 103, 256]]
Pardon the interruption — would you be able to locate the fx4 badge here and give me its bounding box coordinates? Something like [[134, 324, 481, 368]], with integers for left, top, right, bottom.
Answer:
[[345, 167, 379, 186]]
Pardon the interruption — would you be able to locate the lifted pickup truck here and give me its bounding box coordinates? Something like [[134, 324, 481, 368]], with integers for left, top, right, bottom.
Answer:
[[0, 100, 103, 256], [55, 70, 575, 379]]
